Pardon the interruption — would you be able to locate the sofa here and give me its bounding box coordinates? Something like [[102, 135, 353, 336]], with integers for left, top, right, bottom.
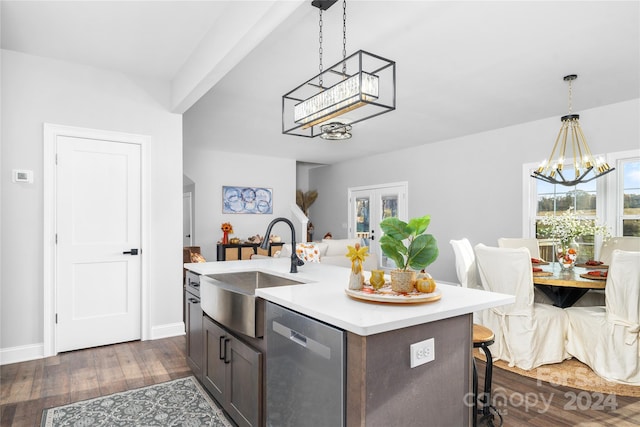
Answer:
[[256, 238, 378, 271]]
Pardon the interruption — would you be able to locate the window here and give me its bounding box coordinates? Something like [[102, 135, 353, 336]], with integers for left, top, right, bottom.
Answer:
[[620, 159, 640, 236], [533, 171, 601, 261], [523, 149, 640, 260]]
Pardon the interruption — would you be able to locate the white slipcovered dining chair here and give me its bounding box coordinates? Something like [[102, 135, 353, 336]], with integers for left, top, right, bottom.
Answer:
[[450, 238, 484, 324], [565, 250, 640, 384], [474, 244, 570, 370], [599, 236, 640, 265], [497, 237, 543, 260], [450, 238, 482, 290], [496, 238, 553, 305]]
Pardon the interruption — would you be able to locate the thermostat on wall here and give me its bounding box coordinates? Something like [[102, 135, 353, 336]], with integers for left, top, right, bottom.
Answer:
[[12, 169, 34, 183]]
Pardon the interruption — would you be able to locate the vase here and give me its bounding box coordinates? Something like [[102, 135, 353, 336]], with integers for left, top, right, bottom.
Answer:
[[557, 240, 578, 270], [390, 270, 416, 293], [222, 231, 229, 245]]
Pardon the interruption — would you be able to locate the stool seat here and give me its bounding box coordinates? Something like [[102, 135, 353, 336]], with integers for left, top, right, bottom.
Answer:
[[473, 324, 494, 345]]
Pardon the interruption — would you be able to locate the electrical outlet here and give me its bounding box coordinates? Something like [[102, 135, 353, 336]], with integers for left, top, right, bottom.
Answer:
[[410, 338, 435, 368]]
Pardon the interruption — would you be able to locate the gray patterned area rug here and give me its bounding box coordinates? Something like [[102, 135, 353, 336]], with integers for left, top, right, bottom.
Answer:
[[41, 376, 233, 427]]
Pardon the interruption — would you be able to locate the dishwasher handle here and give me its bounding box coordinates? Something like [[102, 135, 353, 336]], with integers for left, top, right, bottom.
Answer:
[[272, 320, 331, 360]]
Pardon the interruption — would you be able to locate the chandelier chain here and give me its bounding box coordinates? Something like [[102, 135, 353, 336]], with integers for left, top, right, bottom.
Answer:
[[567, 78, 573, 114], [342, 0, 347, 75], [318, 8, 323, 87]]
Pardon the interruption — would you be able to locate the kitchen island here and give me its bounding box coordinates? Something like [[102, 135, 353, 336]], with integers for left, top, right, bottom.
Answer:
[[185, 258, 513, 426]]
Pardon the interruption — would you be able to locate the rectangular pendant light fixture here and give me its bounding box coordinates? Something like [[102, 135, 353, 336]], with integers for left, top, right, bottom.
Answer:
[[282, 49, 396, 138]]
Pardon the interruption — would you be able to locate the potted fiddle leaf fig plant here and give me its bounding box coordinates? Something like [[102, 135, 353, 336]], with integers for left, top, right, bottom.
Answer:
[[379, 215, 439, 293]]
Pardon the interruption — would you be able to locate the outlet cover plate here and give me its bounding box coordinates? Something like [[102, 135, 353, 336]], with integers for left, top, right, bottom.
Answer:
[[410, 337, 435, 368]]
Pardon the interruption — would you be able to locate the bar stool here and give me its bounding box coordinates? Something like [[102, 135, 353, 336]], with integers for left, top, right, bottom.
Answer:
[[472, 323, 502, 427]]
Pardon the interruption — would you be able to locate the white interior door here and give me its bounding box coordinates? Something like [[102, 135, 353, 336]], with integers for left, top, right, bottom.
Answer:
[[348, 183, 408, 269], [55, 135, 142, 353], [183, 192, 193, 246]]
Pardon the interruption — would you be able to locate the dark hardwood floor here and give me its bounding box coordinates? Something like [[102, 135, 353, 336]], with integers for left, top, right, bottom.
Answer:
[[1, 336, 638, 426], [474, 359, 640, 427], [1, 336, 192, 426]]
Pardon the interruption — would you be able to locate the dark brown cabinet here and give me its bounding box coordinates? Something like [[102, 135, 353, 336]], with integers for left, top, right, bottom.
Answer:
[[203, 315, 263, 427], [184, 272, 203, 379]]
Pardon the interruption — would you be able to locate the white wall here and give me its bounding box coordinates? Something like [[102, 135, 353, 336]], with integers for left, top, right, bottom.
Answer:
[[182, 148, 297, 261], [0, 50, 184, 361], [309, 99, 640, 283]]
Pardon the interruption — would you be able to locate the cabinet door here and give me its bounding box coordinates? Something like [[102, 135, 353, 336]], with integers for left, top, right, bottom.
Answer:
[[224, 247, 240, 260], [185, 291, 203, 379], [203, 317, 228, 404], [227, 339, 263, 427]]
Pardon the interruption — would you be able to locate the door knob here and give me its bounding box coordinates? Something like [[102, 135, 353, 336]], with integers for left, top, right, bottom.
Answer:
[[123, 249, 139, 255]]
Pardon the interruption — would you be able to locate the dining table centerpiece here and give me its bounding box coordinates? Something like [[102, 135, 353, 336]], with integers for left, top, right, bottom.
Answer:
[[379, 215, 439, 293], [538, 208, 609, 269]]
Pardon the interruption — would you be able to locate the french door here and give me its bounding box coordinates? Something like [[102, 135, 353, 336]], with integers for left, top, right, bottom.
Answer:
[[348, 182, 408, 269]]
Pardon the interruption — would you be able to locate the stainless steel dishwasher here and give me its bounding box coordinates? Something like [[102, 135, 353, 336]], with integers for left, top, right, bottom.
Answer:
[[266, 302, 345, 427]]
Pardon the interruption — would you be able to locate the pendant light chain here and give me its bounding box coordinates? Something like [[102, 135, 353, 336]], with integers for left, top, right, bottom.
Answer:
[[318, 8, 323, 87], [342, 0, 347, 75], [567, 77, 573, 114]]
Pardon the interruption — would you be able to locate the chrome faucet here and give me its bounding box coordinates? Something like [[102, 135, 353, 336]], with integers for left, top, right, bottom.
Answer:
[[260, 217, 304, 273]]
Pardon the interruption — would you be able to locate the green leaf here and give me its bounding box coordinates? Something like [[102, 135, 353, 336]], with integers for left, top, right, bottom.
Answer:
[[406, 234, 439, 270], [379, 217, 411, 241], [379, 235, 407, 269], [408, 215, 431, 236]]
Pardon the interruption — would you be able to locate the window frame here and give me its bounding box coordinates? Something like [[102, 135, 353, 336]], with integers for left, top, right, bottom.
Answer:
[[606, 150, 640, 236]]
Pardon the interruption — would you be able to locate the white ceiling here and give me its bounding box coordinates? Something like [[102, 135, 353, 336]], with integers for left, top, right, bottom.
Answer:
[[2, 1, 639, 165]]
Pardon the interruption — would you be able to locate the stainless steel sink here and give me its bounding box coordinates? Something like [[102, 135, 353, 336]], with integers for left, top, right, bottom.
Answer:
[[200, 271, 305, 338]]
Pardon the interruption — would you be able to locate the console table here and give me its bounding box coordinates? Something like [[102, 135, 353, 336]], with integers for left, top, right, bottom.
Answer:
[[216, 242, 284, 261]]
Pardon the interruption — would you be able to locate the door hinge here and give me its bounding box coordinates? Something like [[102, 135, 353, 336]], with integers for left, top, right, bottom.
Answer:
[[55, 154, 58, 165], [55, 313, 58, 324], [55, 234, 58, 244]]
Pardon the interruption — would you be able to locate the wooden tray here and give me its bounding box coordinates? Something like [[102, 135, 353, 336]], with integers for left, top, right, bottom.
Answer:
[[345, 284, 442, 304], [531, 260, 550, 266], [576, 263, 609, 269], [580, 272, 608, 281]]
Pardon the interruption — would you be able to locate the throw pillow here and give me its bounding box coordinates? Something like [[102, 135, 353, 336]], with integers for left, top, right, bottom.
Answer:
[[322, 238, 363, 256], [296, 243, 321, 263]]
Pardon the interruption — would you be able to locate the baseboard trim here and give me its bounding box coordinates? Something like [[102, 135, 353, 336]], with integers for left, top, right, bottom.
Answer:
[[151, 322, 186, 340], [1, 324, 185, 365], [0, 343, 44, 366]]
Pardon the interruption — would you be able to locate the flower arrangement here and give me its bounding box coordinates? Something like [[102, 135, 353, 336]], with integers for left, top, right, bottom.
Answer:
[[220, 222, 234, 245], [538, 208, 609, 246]]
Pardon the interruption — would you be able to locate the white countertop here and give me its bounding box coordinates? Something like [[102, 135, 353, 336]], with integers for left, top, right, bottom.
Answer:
[[185, 258, 514, 336]]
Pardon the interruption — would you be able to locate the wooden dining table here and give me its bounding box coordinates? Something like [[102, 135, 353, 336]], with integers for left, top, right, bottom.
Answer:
[[532, 262, 607, 308]]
